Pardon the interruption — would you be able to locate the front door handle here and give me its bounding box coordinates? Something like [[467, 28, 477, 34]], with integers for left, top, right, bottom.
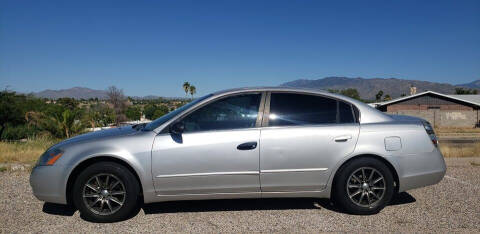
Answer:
[[237, 141, 258, 150], [334, 135, 352, 142]]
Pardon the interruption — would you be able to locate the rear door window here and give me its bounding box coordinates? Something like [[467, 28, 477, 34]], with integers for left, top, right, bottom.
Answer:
[[268, 93, 356, 126]]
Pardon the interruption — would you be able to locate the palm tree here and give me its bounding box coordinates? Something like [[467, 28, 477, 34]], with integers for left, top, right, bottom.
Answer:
[[59, 109, 82, 138], [182, 82, 190, 98], [26, 109, 84, 138], [189, 85, 196, 99]]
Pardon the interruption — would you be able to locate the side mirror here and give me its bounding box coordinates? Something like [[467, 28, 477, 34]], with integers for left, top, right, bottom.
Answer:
[[169, 122, 185, 135]]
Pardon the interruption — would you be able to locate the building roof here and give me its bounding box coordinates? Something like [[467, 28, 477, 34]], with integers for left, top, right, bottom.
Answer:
[[376, 91, 480, 107], [449, 95, 480, 105]]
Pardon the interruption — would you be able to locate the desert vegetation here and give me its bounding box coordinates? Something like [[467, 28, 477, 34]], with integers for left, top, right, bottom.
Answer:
[[0, 84, 193, 141], [0, 83, 196, 165]]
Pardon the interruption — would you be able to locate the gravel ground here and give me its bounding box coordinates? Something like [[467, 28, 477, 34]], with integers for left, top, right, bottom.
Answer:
[[1, 157, 479, 233]]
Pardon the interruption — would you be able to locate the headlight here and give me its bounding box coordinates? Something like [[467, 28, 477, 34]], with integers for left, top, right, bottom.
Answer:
[[37, 148, 64, 166]]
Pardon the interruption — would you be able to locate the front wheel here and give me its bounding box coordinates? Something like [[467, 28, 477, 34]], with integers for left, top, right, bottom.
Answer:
[[333, 157, 394, 215], [72, 162, 140, 222]]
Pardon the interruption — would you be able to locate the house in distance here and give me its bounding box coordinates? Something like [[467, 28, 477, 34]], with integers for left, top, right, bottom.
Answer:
[[373, 91, 480, 128]]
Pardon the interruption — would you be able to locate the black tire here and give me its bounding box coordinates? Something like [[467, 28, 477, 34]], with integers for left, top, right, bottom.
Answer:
[[72, 161, 140, 222], [333, 157, 394, 215]]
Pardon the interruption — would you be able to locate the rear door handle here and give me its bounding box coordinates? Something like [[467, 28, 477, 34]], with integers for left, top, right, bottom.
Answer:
[[334, 135, 352, 142], [237, 141, 258, 150]]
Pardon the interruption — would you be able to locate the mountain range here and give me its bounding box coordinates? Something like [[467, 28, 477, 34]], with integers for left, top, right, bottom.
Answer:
[[31, 77, 480, 100], [457, 80, 480, 89], [33, 87, 187, 100], [33, 87, 164, 100], [281, 77, 480, 100], [34, 87, 109, 100]]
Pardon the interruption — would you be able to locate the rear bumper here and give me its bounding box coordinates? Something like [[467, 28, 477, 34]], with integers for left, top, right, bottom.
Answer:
[[30, 165, 68, 204], [399, 170, 445, 192], [397, 148, 446, 192]]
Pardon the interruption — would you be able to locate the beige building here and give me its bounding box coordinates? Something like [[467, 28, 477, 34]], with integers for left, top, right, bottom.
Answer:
[[374, 91, 480, 128]]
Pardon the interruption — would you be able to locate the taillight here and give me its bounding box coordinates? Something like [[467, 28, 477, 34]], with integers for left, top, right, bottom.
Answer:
[[423, 121, 438, 147]]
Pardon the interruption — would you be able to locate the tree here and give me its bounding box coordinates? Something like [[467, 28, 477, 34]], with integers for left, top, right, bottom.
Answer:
[[455, 87, 478, 95], [126, 106, 141, 121], [182, 82, 190, 98], [158, 105, 169, 115], [340, 88, 360, 100], [106, 86, 127, 125], [57, 97, 78, 110], [189, 85, 196, 99], [144, 104, 169, 120], [96, 105, 116, 127], [0, 90, 24, 139], [143, 104, 157, 120], [26, 109, 84, 138], [59, 109, 83, 138], [383, 94, 392, 101], [327, 88, 361, 100], [375, 91, 384, 102], [84, 103, 115, 128], [152, 109, 165, 119], [84, 106, 100, 129]]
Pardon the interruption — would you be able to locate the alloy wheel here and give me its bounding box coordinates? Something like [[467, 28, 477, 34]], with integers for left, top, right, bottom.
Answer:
[[82, 173, 126, 215], [346, 167, 386, 208]]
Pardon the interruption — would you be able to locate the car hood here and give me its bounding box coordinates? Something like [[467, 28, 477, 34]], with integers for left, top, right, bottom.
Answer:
[[54, 126, 138, 148]]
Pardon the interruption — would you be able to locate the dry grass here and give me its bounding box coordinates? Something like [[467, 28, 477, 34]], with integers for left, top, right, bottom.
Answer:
[[439, 142, 480, 158], [0, 137, 59, 164]]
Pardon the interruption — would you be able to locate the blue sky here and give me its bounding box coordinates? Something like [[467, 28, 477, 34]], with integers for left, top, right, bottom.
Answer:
[[1, 0, 479, 97]]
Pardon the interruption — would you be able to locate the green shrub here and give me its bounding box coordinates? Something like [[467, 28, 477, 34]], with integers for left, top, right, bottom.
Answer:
[[1, 124, 38, 140]]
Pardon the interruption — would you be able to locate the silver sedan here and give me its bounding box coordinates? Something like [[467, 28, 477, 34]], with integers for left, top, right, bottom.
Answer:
[[30, 87, 446, 222]]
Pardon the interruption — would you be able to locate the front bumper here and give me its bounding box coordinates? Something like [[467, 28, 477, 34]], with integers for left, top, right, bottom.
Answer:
[[30, 165, 68, 204], [397, 147, 446, 192]]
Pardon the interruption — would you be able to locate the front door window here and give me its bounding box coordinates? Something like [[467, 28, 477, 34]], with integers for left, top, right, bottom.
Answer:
[[182, 94, 262, 132]]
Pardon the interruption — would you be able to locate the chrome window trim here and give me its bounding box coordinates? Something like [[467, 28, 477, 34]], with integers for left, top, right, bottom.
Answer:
[[154, 127, 263, 138], [260, 122, 360, 130]]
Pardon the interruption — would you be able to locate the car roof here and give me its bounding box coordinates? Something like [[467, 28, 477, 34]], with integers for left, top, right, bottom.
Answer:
[[212, 86, 361, 105], [212, 86, 332, 96]]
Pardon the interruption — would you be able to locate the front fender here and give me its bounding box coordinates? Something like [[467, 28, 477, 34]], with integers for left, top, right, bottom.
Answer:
[[58, 132, 156, 204]]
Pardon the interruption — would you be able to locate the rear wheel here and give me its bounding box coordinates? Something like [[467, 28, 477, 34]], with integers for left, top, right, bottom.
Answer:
[[73, 162, 140, 222], [333, 157, 394, 215]]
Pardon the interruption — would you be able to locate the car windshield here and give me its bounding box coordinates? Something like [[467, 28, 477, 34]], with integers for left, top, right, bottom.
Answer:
[[143, 94, 213, 131]]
